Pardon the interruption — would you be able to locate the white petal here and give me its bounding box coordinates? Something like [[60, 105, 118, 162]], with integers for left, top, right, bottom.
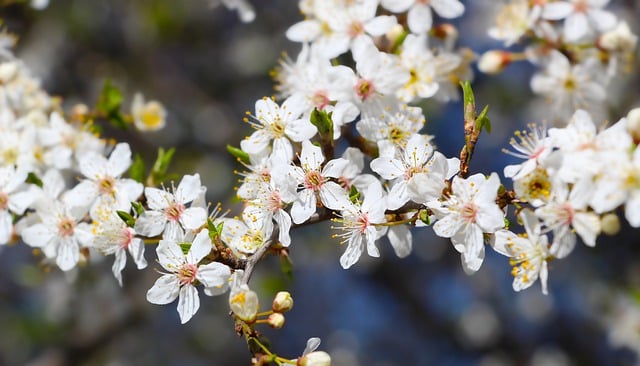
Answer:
[[319, 182, 350, 211], [180, 207, 207, 230], [146, 274, 180, 304], [432, 213, 462, 238], [364, 15, 396, 36], [134, 211, 166, 237], [340, 236, 363, 269], [175, 174, 203, 204], [157, 240, 185, 272], [144, 187, 172, 210], [56, 237, 79, 271], [21, 223, 54, 248], [291, 189, 316, 224], [407, 5, 433, 34], [387, 225, 412, 258], [107, 143, 132, 177], [0, 211, 12, 244], [188, 229, 212, 264], [64, 180, 98, 210], [177, 284, 200, 324], [432, 0, 465, 18], [112, 248, 126, 287], [128, 237, 147, 269], [197, 262, 231, 289]]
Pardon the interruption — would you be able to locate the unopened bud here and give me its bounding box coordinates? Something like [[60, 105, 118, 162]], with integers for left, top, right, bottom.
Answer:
[[601, 213, 621, 236], [431, 23, 458, 41], [0, 62, 18, 83], [272, 291, 294, 313], [267, 313, 285, 329], [478, 50, 511, 74], [385, 24, 405, 45], [71, 104, 90, 123], [626, 108, 640, 143], [298, 351, 331, 366], [229, 285, 259, 323], [599, 21, 638, 52]]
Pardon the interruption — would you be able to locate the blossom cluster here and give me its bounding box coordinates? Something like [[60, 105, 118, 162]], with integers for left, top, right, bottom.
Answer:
[[480, 0, 637, 122], [0, 0, 639, 364]]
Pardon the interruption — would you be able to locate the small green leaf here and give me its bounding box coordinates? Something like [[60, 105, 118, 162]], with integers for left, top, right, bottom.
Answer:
[[476, 105, 491, 133], [179, 242, 191, 255], [97, 80, 128, 130], [226, 145, 250, 165], [116, 210, 136, 227], [150, 147, 175, 185], [131, 201, 145, 217], [418, 209, 431, 226], [460, 81, 475, 111], [129, 153, 146, 183], [349, 185, 360, 204], [310, 108, 333, 136], [280, 253, 293, 280], [26, 172, 43, 188]]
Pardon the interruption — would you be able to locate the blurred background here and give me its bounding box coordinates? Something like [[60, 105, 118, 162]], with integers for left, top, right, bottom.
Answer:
[[1, 0, 640, 365]]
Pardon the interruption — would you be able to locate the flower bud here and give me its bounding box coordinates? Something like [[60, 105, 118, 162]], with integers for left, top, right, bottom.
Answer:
[[626, 108, 640, 143], [478, 50, 511, 74], [601, 213, 621, 236], [599, 21, 638, 52], [272, 291, 294, 313], [0, 62, 18, 83], [267, 313, 285, 329], [297, 351, 331, 366], [229, 285, 259, 323], [71, 104, 90, 123]]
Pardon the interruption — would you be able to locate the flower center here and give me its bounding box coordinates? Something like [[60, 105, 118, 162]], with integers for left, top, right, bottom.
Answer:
[[312, 91, 330, 110], [269, 118, 286, 138], [177, 263, 198, 285], [58, 218, 76, 237], [0, 192, 8, 211], [355, 79, 375, 101], [304, 170, 325, 191], [348, 21, 364, 38], [357, 214, 370, 234], [98, 176, 116, 196], [460, 202, 478, 223], [559, 202, 575, 225], [120, 228, 133, 249], [165, 202, 186, 221], [268, 190, 283, 212]]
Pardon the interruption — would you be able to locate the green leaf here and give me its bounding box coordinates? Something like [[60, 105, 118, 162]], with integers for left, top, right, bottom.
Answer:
[[150, 147, 175, 185], [131, 201, 145, 217], [179, 242, 191, 255], [116, 210, 136, 227], [476, 105, 491, 133], [25, 172, 43, 188], [97, 80, 128, 130], [349, 185, 360, 204], [280, 255, 293, 280], [460, 81, 475, 111], [418, 209, 431, 226], [207, 218, 224, 242], [129, 153, 146, 183], [226, 145, 250, 165], [310, 108, 333, 136]]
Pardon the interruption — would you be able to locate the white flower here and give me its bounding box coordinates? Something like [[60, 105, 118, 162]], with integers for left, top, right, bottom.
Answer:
[[286, 0, 396, 58], [381, 0, 465, 34], [146, 229, 232, 324], [541, 0, 616, 42], [333, 183, 388, 269], [371, 134, 455, 210], [131, 92, 166, 132], [275, 140, 350, 224], [240, 96, 316, 161], [503, 124, 551, 180], [92, 205, 147, 286], [531, 50, 607, 120], [427, 173, 505, 273], [134, 173, 207, 239], [245, 183, 293, 247], [64, 142, 143, 214], [21, 198, 93, 271], [0, 165, 34, 244], [535, 179, 600, 258], [493, 210, 551, 294], [219, 208, 274, 255]]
